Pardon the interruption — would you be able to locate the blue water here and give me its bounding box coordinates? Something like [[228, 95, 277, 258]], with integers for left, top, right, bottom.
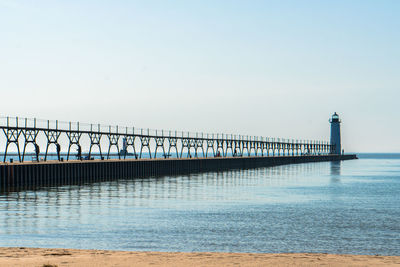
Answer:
[[0, 154, 399, 255]]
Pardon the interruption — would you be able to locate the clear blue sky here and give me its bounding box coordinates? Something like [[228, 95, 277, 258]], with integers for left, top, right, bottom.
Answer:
[[1, 0, 399, 152]]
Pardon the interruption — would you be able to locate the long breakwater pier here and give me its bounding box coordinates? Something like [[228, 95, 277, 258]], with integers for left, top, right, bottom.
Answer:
[[0, 116, 356, 191]]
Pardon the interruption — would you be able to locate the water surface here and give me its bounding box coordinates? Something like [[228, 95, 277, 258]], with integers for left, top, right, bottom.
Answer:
[[0, 154, 399, 255]]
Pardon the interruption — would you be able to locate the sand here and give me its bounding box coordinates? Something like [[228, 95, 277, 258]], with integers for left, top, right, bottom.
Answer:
[[0, 247, 399, 267]]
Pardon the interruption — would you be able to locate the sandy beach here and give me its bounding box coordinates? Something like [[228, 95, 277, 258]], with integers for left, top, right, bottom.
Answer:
[[0, 247, 399, 267]]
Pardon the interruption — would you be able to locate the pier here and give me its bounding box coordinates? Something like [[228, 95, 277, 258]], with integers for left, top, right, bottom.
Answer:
[[0, 116, 356, 192], [0, 154, 356, 192]]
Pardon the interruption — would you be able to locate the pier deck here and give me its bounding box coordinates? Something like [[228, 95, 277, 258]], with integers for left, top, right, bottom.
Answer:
[[0, 154, 357, 192]]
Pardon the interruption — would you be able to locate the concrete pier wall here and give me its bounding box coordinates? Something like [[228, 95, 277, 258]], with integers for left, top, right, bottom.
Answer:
[[0, 154, 357, 192]]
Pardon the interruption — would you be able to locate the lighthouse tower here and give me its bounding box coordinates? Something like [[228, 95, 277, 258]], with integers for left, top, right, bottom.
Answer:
[[329, 112, 341, 154]]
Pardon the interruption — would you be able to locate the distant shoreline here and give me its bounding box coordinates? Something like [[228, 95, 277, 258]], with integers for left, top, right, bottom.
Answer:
[[0, 247, 399, 266]]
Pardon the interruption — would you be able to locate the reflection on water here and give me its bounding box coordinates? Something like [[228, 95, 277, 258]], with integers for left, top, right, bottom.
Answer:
[[0, 159, 399, 255], [330, 161, 341, 183]]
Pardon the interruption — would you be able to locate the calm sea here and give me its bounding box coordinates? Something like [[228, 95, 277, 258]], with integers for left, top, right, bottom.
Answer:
[[0, 154, 399, 255]]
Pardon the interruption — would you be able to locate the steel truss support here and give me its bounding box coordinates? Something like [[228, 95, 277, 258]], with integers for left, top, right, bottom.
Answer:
[[271, 143, 275, 156], [44, 120, 61, 161], [249, 140, 256, 156], [195, 139, 205, 158], [261, 142, 268, 157], [188, 139, 196, 158], [3, 128, 21, 162], [123, 135, 137, 159], [216, 138, 224, 157], [107, 133, 120, 159], [67, 132, 82, 160], [242, 140, 250, 156], [266, 143, 270, 156], [167, 137, 178, 158], [205, 140, 215, 157], [255, 141, 263, 156], [233, 140, 242, 157], [283, 143, 289, 156], [225, 139, 234, 157], [154, 137, 165, 158], [180, 138, 191, 158], [66, 122, 82, 161], [22, 128, 39, 162], [139, 136, 151, 159], [88, 133, 103, 159]]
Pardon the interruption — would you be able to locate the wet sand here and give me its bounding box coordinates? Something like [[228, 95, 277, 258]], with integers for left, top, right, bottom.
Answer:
[[0, 247, 399, 266]]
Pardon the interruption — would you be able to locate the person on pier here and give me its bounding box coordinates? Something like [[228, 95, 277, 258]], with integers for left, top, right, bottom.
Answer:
[[34, 143, 40, 162], [76, 145, 82, 160], [56, 143, 61, 161]]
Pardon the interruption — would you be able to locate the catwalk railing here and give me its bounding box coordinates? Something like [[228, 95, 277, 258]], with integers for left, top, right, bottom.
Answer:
[[0, 116, 334, 163]]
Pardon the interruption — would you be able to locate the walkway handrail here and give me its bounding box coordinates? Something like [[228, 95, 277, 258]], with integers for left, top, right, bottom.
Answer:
[[0, 116, 334, 162]]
